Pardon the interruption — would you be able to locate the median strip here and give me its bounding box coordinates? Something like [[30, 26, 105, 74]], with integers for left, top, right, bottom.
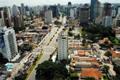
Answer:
[[25, 53, 43, 80]]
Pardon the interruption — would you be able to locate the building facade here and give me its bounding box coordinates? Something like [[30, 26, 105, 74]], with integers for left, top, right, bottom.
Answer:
[[49, 5, 59, 18], [58, 30, 68, 61], [90, 0, 98, 21], [0, 7, 12, 27], [45, 10, 53, 24], [0, 27, 18, 61], [102, 3, 113, 27], [102, 16, 112, 27], [80, 4, 90, 25], [12, 5, 22, 28]]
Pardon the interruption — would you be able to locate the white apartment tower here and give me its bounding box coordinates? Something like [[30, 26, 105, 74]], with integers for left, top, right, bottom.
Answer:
[[58, 30, 68, 61], [0, 27, 18, 61], [0, 9, 18, 61], [45, 10, 53, 24], [70, 8, 75, 19], [102, 16, 112, 27]]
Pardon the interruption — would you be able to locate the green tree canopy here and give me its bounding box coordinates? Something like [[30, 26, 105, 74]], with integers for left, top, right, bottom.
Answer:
[[85, 77, 95, 80], [103, 65, 110, 73], [35, 61, 68, 80], [0, 53, 8, 64], [104, 51, 112, 57]]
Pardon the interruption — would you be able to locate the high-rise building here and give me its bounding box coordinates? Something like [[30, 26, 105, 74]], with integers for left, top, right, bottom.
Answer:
[[0, 16, 18, 61], [0, 8, 19, 61], [70, 8, 75, 19], [58, 30, 68, 61], [80, 4, 90, 25], [95, 4, 104, 24], [102, 16, 112, 27], [90, 0, 99, 21], [0, 9, 5, 26], [12, 5, 22, 28], [25, 6, 30, 16], [21, 3, 26, 16], [103, 3, 112, 16], [66, 2, 72, 17], [49, 5, 59, 18], [45, 10, 53, 24], [112, 6, 116, 18], [96, 1, 101, 17], [0, 7, 12, 27], [102, 3, 112, 27], [68, 2, 72, 7], [114, 15, 120, 27], [117, 7, 120, 16]]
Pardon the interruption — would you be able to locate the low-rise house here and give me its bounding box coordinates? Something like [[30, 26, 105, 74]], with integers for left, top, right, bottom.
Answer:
[[80, 68, 102, 80]]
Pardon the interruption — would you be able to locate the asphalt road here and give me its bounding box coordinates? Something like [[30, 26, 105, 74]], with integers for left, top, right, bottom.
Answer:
[[27, 17, 66, 80]]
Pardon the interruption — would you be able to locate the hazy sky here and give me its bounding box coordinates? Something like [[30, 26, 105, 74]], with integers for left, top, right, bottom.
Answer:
[[0, 0, 120, 7]]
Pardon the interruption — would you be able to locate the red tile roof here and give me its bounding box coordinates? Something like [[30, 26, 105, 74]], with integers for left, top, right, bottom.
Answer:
[[80, 68, 102, 80], [112, 51, 120, 58]]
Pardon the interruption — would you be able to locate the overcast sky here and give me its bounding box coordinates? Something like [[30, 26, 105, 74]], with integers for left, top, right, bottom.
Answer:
[[0, 0, 120, 7]]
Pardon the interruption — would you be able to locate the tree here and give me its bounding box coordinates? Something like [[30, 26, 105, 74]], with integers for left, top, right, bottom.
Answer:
[[82, 39, 86, 46], [103, 65, 110, 73], [19, 43, 33, 54], [85, 77, 95, 80], [14, 73, 27, 80], [74, 34, 80, 40], [35, 61, 68, 80], [68, 31, 73, 37], [104, 51, 112, 57], [0, 53, 8, 64], [54, 21, 62, 25], [14, 25, 25, 33]]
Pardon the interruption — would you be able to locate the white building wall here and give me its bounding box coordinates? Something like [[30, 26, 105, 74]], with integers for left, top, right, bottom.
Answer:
[[102, 16, 112, 27], [0, 11, 5, 26], [70, 8, 75, 19], [3, 31, 11, 60], [112, 9, 116, 17], [45, 10, 53, 24], [58, 31, 68, 61], [118, 7, 120, 15], [0, 27, 18, 61]]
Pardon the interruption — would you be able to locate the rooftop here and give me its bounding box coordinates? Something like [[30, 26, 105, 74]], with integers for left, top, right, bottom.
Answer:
[[80, 68, 102, 80], [112, 51, 120, 58]]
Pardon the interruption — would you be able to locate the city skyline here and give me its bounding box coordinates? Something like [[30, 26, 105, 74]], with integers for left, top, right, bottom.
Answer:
[[0, 0, 120, 7]]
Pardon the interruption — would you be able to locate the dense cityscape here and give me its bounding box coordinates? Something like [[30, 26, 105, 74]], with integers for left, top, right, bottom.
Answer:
[[0, 0, 120, 80]]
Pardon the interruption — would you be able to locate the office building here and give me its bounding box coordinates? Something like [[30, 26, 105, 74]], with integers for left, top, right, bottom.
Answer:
[[0, 9, 5, 26], [12, 5, 22, 28], [117, 7, 120, 17], [49, 5, 59, 18], [68, 2, 72, 7], [0, 7, 12, 27], [90, 0, 99, 21], [25, 6, 30, 16], [45, 10, 53, 24], [80, 4, 90, 25], [112, 6, 116, 18], [66, 2, 72, 17], [114, 15, 120, 27], [95, 4, 104, 24], [103, 3, 112, 16], [118, 7, 120, 14], [21, 3, 26, 16], [0, 10, 18, 61], [102, 16, 112, 27], [58, 30, 68, 61], [102, 3, 112, 27], [70, 8, 75, 19]]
